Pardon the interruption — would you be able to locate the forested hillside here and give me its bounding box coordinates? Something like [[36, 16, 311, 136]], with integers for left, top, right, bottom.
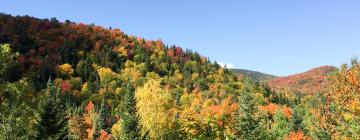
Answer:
[[232, 69, 276, 82], [0, 14, 360, 139], [268, 66, 337, 94]]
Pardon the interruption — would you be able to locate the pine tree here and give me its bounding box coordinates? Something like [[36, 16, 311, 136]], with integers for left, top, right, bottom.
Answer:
[[271, 110, 293, 139], [36, 81, 68, 139], [292, 105, 305, 131], [237, 92, 259, 139], [92, 98, 111, 139], [120, 83, 141, 140]]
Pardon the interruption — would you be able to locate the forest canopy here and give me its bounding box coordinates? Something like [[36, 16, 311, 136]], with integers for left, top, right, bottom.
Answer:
[[0, 14, 359, 140]]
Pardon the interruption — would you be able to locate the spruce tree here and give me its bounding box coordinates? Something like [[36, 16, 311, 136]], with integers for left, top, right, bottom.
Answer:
[[120, 83, 141, 140], [36, 81, 68, 140], [292, 105, 305, 131], [237, 92, 257, 139], [271, 110, 293, 139], [92, 98, 111, 139]]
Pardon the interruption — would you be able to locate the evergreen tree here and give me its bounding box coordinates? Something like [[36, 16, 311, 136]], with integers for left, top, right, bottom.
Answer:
[[254, 113, 271, 140], [76, 56, 94, 83], [92, 98, 111, 139], [292, 105, 305, 131], [237, 92, 261, 139], [120, 83, 141, 140], [271, 110, 293, 139], [36, 81, 68, 140]]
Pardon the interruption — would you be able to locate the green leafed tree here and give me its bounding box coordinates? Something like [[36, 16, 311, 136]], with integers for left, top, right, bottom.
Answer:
[[0, 78, 42, 139], [0, 44, 19, 83], [0, 44, 12, 77]]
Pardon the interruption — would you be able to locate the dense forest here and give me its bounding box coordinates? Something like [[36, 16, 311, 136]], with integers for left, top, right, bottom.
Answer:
[[0, 14, 360, 140], [232, 69, 276, 82], [268, 66, 338, 95]]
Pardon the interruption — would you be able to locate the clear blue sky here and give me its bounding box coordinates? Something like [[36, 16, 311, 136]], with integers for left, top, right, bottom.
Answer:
[[1, 0, 360, 76]]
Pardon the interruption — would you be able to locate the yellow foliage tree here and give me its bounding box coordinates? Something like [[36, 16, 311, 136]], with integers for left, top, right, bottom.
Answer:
[[327, 62, 360, 115], [179, 93, 238, 139], [111, 119, 123, 139], [135, 78, 173, 139], [58, 63, 74, 77], [97, 67, 117, 85], [121, 61, 144, 83], [319, 60, 360, 138], [117, 46, 128, 57]]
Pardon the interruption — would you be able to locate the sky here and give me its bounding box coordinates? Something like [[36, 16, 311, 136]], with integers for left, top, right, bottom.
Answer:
[[1, 0, 360, 76]]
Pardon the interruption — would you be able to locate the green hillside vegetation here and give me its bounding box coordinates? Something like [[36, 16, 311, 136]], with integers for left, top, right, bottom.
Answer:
[[232, 69, 276, 82]]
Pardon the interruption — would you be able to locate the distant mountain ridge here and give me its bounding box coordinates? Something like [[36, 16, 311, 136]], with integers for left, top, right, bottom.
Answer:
[[267, 66, 338, 94], [233, 66, 338, 94], [232, 69, 276, 82]]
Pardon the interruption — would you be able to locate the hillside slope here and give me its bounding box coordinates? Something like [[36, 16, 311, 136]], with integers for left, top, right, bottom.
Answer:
[[232, 69, 276, 82], [267, 66, 337, 94], [1, 13, 359, 140], [0, 14, 245, 139]]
